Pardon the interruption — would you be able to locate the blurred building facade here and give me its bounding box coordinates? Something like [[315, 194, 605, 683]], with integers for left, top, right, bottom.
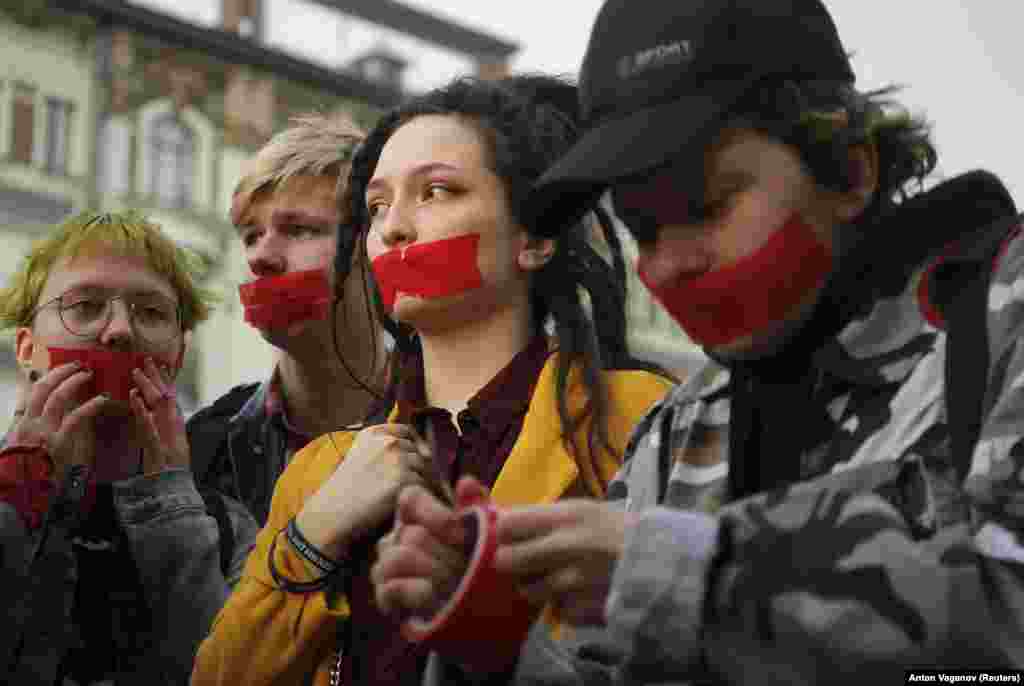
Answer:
[[0, 0, 702, 421]]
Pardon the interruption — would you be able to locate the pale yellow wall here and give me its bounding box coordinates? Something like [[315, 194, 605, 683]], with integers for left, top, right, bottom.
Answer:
[[0, 230, 43, 268], [218, 145, 248, 218], [186, 143, 275, 404], [0, 17, 94, 384], [195, 232, 276, 404], [0, 19, 94, 180]]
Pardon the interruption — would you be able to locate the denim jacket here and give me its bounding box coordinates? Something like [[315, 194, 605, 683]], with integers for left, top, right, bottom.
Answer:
[[1, 467, 258, 685]]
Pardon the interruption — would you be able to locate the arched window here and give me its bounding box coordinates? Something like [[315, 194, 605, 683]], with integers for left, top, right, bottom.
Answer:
[[148, 114, 194, 209]]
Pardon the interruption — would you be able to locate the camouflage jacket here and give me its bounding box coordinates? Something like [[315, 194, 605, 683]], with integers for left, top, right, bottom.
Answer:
[[1, 468, 258, 685], [511, 212, 1024, 683]]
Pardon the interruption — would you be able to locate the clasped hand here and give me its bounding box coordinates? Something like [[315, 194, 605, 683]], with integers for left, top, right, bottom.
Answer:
[[372, 476, 633, 628]]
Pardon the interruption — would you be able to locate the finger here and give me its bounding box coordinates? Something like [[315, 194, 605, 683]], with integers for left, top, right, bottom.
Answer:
[[144, 356, 167, 389], [40, 369, 95, 426], [373, 422, 419, 442], [130, 388, 163, 449], [158, 362, 175, 386], [395, 486, 466, 546], [455, 475, 491, 507], [518, 565, 588, 606], [371, 534, 450, 590], [400, 523, 469, 575], [394, 445, 446, 494], [389, 437, 419, 457], [53, 394, 109, 463], [494, 528, 584, 580], [377, 528, 397, 557], [27, 362, 84, 417], [145, 356, 175, 395], [133, 363, 173, 410], [495, 504, 576, 546], [407, 459, 455, 507], [374, 577, 436, 618], [132, 400, 163, 476], [394, 445, 435, 489]]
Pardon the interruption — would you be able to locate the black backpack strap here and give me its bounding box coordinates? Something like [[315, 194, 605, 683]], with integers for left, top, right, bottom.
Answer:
[[197, 486, 235, 578], [187, 383, 259, 577], [934, 214, 1022, 482], [943, 264, 991, 482], [187, 382, 260, 485]]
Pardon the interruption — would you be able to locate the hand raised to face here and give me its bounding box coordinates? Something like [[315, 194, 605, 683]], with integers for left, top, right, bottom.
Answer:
[[7, 361, 107, 482], [130, 356, 190, 475]]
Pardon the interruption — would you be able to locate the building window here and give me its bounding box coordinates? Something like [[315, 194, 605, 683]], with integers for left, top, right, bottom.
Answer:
[[44, 97, 72, 175], [97, 116, 132, 196], [148, 113, 193, 209], [10, 84, 35, 165]]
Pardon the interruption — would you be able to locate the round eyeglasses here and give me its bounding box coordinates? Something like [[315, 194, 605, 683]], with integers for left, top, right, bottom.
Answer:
[[33, 289, 183, 347]]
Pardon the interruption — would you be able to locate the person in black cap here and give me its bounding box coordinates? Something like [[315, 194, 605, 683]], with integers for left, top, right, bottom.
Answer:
[[373, 0, 1024, 682]]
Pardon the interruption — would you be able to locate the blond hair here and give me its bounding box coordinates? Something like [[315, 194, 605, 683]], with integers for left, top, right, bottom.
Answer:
[[231, 112, 365, 225], [0, 210, 216, 332]]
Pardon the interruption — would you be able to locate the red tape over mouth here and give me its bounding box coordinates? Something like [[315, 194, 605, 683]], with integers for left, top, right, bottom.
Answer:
[[238, 268, 332, 331], [48, 347, 150, 405], [638, 214, 832, 347], [371, 234, 483, 310]]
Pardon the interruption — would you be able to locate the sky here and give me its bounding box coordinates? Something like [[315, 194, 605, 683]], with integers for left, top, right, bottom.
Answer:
[[136, 0, 1024, 201], [400, 0, 1024, 201]]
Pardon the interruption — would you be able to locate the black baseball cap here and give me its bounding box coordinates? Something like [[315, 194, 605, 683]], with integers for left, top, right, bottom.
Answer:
[[533, 0, 856, 227]]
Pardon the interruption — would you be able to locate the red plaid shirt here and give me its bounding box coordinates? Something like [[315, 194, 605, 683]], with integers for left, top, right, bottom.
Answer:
[[262, 369, 313, 456]]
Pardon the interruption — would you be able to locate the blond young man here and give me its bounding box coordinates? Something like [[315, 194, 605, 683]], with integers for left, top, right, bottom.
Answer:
[[0, 211, 258, 685], [187, 113, 388, 526]]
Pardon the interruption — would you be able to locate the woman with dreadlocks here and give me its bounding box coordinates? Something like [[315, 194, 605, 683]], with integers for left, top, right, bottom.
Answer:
[[192, 74, 672, 686]]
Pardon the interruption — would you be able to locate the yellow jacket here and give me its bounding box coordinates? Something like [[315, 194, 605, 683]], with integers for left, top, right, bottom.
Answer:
[[192, 356, 671, 686]]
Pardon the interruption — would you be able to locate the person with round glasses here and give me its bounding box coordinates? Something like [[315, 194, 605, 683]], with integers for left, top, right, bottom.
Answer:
[[34, 288, 182, 347], [0, 211, 258, 685]]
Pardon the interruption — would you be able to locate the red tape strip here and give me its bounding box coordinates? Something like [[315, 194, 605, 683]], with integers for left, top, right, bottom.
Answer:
[[238, 268, 332, 330], [371, 234, 483, 309], [48, 347, 150, 405]]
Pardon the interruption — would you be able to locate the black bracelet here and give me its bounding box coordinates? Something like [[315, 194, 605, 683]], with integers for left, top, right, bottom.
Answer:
[[286, 517, 344, 575], [268, 527, 335, 594]]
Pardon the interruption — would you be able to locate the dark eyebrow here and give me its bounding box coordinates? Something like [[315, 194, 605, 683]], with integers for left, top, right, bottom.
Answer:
[[366, 162, 462, 195]]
